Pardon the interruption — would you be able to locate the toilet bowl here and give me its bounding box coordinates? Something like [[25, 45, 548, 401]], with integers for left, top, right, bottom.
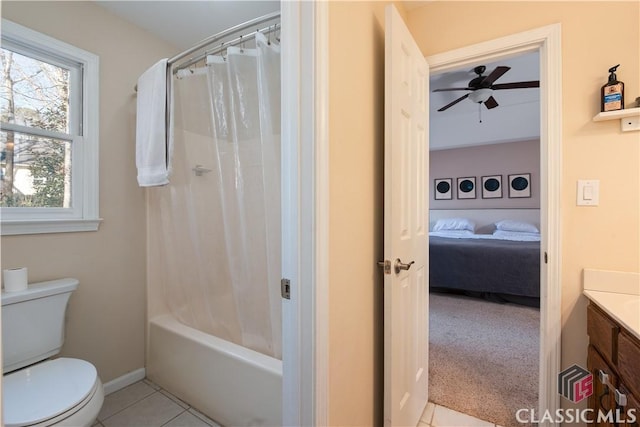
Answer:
[[1, 279, 104, 426], [3, 358, 104, 427]]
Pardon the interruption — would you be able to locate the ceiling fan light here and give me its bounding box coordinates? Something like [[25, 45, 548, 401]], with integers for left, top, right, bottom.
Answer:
[[469, 88, 492, 103]]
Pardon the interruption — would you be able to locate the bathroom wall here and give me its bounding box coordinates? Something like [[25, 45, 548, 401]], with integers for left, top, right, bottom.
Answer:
[[430, 140, 540, 209], [0, 2, 177, 383], [327, 1, 394, 424], [407, 0, 639, 411]]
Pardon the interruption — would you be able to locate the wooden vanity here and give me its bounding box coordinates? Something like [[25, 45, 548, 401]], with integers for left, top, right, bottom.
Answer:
[[584, 269, 640, 427]]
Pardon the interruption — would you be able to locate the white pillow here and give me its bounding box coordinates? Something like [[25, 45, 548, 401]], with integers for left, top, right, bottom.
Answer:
[[430, 229, 475, 238], [433, 218, 476, 232], [495, 219, 539, 234]]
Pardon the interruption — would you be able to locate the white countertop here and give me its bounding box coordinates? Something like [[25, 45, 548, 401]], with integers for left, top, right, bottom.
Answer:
[[583, 269, 640, 341]]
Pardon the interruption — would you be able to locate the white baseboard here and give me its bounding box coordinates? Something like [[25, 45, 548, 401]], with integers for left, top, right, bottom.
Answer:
[[103, 367, 146, 395]]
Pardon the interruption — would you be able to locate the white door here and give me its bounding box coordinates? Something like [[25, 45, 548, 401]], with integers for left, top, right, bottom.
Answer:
[[383, 4, 430, 427]]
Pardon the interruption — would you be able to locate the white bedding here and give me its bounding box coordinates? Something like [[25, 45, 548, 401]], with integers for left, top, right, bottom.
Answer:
[[429, 230, 541, 242]]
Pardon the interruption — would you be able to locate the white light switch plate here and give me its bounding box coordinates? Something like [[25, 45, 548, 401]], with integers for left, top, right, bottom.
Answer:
[[577, 180, 599, 206]]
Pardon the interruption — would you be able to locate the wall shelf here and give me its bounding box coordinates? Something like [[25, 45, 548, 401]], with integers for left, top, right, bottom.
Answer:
[[593, 107, 640, 132]]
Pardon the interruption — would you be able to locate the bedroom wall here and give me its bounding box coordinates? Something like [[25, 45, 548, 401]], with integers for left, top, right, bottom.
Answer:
[[407, 0, 640, 413], [430, 139, 540, 209]]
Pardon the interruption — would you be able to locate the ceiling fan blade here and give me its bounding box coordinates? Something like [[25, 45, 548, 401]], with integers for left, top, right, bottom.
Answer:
[[484, 96, 499, 109], [481, 66, 511, 86], [492, 81, 540, 90], [433, 87, 473, 92], [437, 93, 470, 111]]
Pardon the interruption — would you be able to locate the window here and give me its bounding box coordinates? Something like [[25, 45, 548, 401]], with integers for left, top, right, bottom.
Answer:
[[0, 20, 99, 235]]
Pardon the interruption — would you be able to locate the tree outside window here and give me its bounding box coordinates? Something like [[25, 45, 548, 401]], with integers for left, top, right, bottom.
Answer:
[[1, 48, 72, 208]]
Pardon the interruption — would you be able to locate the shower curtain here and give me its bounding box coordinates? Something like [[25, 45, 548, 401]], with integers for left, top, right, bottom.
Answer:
[[147, 33, 281, 359]]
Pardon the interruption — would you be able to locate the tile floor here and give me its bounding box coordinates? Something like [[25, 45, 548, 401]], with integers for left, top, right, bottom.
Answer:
[[419, 402, 504, 427], [94, 379, 501, 427], [93, 379, 222, 427]]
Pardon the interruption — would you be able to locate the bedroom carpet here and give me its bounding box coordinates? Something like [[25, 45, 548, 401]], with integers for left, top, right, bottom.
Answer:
[[429, 292, 539, 427]]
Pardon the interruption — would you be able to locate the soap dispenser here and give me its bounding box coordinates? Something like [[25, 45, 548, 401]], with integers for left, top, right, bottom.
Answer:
[[601, 64, 624, 112]]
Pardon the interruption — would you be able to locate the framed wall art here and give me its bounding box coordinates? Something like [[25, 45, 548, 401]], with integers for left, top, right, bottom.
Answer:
[[481, 175, 502, 199], [457, 176, 476, 199], [434, 178, 453, 200], [508, 173, 531, 198]]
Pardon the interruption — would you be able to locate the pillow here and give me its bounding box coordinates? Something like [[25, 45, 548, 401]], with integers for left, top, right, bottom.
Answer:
[[433, 218, 476, 232], [430, 229, 475, 238], [495, 219, 539, 234]]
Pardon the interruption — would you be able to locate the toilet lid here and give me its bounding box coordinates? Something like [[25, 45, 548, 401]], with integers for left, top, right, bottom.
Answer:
[[3, 357, 98, 427]]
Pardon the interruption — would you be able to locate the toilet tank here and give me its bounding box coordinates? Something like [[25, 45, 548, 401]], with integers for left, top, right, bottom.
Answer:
[[1, 278, 79, 373]]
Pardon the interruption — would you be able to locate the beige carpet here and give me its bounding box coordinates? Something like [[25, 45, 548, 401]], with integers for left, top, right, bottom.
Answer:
[[429, 292, 539, 427]]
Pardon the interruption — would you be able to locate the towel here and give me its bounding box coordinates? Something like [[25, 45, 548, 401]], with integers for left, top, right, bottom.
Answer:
[[136, 58, 170, 187]]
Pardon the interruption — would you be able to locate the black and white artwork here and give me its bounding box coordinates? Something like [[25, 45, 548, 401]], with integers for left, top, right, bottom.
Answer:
[[481, 175, 502, 199], [508, 173, 531, 198], [434, 178, 452, 200], [457, 177, 476, 199]]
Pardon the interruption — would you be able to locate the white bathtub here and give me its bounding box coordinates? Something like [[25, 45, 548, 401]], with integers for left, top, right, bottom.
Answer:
[[146, 314, 282, 426]]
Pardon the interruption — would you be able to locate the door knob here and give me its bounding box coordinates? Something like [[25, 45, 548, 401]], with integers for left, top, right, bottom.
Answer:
[[394, 259, 415, 274]]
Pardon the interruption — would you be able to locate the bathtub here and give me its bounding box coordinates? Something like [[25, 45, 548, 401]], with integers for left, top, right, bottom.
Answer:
[[146, 314, 282, 426]]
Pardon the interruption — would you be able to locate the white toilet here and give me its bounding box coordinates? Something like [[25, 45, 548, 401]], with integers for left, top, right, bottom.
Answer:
[[2, 278, 104, 427]]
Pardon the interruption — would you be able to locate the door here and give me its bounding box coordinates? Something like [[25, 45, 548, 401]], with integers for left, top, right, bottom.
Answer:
[[383, 4, 430, 427]]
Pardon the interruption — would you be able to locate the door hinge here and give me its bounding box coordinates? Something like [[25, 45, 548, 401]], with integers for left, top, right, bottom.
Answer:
[[377, 260, 392, 275], [544, 252, 548, 264], [281, 278, 291, 299]]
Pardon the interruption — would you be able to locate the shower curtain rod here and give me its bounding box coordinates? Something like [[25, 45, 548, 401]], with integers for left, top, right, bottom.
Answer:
[[134, 11, 280, 92], [169, 10, 280, 68], [174, 22, 280, 73]]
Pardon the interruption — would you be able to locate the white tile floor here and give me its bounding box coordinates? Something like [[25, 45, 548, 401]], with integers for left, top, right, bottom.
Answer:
[[93, 379, 222, 427], [95, 380, 501, 427], [419, 402, 504, 427]]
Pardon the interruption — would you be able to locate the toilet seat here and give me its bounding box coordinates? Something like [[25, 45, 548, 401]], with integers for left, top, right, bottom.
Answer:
[[3, 358, 101, 427]]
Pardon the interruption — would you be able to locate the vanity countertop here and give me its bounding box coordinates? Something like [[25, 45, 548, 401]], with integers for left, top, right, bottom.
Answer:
[[583, 269, 640, 341]]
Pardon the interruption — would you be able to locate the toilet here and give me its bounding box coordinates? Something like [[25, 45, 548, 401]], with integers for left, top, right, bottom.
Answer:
[[1, 278, 104, 427]]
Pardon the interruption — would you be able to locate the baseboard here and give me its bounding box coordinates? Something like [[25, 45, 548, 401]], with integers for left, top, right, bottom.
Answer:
[[103, 367, 146, 395]]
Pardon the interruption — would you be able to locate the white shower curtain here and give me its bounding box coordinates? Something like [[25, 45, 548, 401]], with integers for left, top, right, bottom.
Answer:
[[147, 33, 281, 359]]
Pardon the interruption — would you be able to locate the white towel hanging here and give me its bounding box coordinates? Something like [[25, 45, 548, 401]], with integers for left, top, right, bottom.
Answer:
[[136, 58, 170, 187]]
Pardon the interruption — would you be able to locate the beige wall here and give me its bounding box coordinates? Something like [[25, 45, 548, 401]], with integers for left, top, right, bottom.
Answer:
[[328, 1, 391, 425], [1, 2, 176, 383], [407, 0, 639, 409]]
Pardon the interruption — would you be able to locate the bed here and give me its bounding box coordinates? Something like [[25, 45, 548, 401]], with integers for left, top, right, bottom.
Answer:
[[429, 219, 541, 307]]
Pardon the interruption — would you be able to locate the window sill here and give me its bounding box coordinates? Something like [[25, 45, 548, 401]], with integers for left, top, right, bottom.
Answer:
[[1, 218, 102, 236]]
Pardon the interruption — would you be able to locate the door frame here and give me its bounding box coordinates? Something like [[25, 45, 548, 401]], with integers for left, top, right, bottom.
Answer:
[[425, 24, 562, 424], [281, 1, 329, 425]]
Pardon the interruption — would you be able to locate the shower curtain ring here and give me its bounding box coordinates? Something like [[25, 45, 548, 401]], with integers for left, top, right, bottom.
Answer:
[[220, 43, 227, 61]]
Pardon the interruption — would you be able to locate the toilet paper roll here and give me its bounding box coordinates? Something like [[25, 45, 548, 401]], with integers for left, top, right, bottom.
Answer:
[[3, 267, 28, 292]]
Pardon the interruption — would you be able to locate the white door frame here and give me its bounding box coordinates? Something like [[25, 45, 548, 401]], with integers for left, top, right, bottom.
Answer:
[[281, 1, 329, 425], [425, 24, 563, 424]]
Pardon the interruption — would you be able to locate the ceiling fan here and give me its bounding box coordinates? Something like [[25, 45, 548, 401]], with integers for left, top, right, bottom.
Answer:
[[433, 65, 539, 112]]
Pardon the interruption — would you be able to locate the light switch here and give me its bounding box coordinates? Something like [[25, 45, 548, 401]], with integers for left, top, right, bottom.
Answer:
[[577, 180, 599, 206]]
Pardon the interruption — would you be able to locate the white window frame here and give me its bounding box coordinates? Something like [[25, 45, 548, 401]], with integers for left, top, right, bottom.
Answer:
[[0, 19, 100, 235]]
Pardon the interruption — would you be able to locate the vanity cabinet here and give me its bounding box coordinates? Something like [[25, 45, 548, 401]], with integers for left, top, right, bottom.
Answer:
[[587, 303, 640, 426]]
